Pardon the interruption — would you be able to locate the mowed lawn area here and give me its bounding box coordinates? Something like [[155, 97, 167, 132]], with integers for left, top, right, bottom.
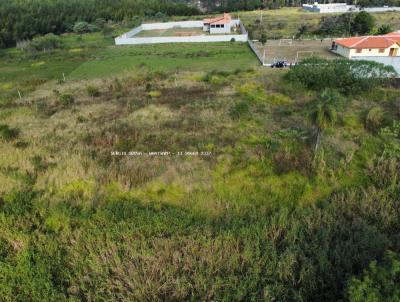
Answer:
[[0, 33, 258, 102], [70, 43, 256, 79], [254, 39, 340, 64]]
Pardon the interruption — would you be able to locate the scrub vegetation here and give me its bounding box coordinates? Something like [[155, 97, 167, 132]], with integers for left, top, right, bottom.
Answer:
[[1, 13, 400, 302]]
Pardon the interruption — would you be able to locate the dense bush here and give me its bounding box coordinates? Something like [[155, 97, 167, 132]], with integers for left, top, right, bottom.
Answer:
[[318, 12, 375, 36], [366, 107, 384, 132], [59, 94, 75, 107], [347, 251, 400, 302], [0, 124, 20, 141], [73, 21, 99, 34], [285, 58, 397, 95], [30, 33, 63, 52], [86, 86, 100, 97]]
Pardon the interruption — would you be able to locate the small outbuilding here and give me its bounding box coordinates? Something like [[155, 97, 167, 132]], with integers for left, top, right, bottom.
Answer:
[[203, 13, 232, 34]]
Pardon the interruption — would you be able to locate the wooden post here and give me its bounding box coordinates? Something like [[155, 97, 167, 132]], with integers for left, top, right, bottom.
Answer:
[[18, 90, 22, 99], [62, 73, 66, 81]]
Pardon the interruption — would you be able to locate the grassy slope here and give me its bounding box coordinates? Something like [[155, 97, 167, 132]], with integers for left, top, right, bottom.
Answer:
[[178, 8, 400, 38], [0, 14, 399, 302], [0, 33, 256, 101], [241, 8, 400, 38]]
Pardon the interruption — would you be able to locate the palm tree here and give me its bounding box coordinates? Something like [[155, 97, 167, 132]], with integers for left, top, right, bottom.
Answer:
[[309, 89, 338, 153]]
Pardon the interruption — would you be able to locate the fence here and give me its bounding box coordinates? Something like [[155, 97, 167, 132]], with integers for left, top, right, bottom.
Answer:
[[115, 20, 248, 45], [248, 40, 266, 65]]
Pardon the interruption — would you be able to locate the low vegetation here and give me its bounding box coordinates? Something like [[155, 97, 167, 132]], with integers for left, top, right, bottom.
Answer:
[[1, 12, 400, 302]]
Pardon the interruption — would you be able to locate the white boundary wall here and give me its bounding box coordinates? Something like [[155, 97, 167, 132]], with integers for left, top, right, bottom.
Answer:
[[362, 7, 400, 12], [353, 56, 400, 74], [303, 3, 400, 13], [115, 20, 248, 45]]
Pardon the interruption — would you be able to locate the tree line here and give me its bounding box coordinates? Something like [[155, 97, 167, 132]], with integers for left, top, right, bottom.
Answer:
[[199, 0, 400, 11], [0, 0, 200, 48]]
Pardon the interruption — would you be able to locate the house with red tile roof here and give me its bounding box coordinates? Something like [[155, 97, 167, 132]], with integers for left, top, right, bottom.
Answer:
[[203, 13, 234, 34], [332, 31, 400, 58]]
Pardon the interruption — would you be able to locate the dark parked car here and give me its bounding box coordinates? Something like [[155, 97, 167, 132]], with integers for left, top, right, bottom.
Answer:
[[270, 61, 289, 68]]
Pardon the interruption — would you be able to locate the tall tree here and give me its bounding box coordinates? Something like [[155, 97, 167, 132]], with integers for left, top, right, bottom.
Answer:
[[352, 11, 375, 35], [309, 89, 338, 153]]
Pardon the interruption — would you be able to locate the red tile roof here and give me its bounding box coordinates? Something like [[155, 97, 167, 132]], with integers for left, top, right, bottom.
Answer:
[[203, 13, 231, 25], [335, 35, 400, 49], [384, 31, 400, 42]]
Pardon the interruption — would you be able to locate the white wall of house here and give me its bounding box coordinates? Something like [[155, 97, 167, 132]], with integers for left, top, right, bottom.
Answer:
[[209, 23, 231, 34], [333, 44, 400, 58], [333, 44, 351, 58], [348, 44, 400, 58]]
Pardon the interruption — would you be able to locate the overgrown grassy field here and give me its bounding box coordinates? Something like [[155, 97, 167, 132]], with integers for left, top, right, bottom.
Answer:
[[0, 33, 256, 102], [1, 26, 400, 301]]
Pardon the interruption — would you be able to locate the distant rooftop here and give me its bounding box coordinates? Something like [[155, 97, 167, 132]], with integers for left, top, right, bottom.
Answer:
[[203, 13, 232, 25]]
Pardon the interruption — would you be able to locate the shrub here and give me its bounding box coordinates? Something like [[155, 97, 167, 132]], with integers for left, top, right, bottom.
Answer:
[[59, 94, 74, 107], [148, 90, 161, 98], [73, 21, 90, 34], [285, 58, 397, 95], [229, 101, 250, 120], [347, 251, 400, 302], [0, 124, 20, 141], [14, 141, 29, 149], [30, 155, 49, 173], [376, 24, 393, 35], [34, 99, 57, 117], [352, 11, 375, 35], [260, 33, 267, 45], [273, 145, 313, 175], [87, 86, 100, 97], [366, 107, 384, 132], [29, 33, 63, 52]]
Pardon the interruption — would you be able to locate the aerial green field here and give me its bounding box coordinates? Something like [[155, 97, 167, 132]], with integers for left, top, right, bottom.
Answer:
[[0, 34, 257, 102], [0, 11, 400, 302]]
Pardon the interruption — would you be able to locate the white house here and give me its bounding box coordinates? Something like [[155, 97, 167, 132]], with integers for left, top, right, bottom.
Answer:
[[302, 2, 400, 13], [332, 32, 400, 59], [302, 2, 356, 13], [203, 13, 234, 34]]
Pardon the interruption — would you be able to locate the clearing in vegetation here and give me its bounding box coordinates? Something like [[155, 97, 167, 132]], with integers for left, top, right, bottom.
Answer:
[[134, 27, 210, 37], [0, 34, 257, 101], [254, 39, 340, 64]]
